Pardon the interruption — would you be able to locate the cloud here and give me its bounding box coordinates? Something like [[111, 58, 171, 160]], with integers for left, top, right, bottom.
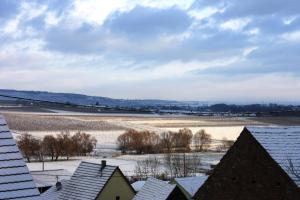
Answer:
[[0, 0, 19, 19], [211, 0, 300, 18], [1, 0, 300, 101], [104, 6, 193, 38]]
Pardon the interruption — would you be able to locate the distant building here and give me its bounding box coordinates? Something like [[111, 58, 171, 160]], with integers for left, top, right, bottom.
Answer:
[[172, 176, 208, 200], [31, 169, 72, 193], [57, 161, 135, 200], [194, 126, 300, 200], [0, 115, 40, 199], [133, 177, 187, 200]]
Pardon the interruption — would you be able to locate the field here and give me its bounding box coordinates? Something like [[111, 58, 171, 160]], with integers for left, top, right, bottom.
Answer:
[[2, 110, 298, 176]]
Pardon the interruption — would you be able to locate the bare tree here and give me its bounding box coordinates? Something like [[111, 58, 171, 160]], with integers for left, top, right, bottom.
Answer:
[[57, 131, 73, 160], [160, 131, 174, 153], [42, 135, 57, 161], [135, 156, 161, 179], [164, 153, 202, 178], [171, 128, 193, 152], [286, 159, 300, 181], [117, 131, 131, 153], [17, 133, 41, 162], [216, 137, 234, 152], [193, 129, 212, 152]]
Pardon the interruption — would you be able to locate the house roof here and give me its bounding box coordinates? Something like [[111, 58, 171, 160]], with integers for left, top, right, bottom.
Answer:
[[58, 161, 119, 200], [132, 181, 146, 192], [175, 176, 208, 197], [31, 169, 72, 188], [0, 115, 40, 199], [246, 126, 300, 187], [133, 177, 176, 200], [40, 180, 68, 200]]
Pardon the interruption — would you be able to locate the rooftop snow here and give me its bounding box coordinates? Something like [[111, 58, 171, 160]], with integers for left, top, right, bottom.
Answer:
[[41, 180, 68, 200], [133, 177, 176, 200], [132, 181, 146, 192], [247, 126, 300, 187], [58, 161, 118, 200], [175, 176, 208, 196]]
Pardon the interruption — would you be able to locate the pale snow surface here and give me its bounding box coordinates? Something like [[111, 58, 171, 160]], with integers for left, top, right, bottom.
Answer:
[[175, 176, 208, 196], [133, 177, 176, 200]]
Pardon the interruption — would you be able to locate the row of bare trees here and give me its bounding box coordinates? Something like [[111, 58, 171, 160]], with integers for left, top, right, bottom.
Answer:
[[134, 153, 203, 180], [17, 131, 97, 162], [117, 128, 217, 154]]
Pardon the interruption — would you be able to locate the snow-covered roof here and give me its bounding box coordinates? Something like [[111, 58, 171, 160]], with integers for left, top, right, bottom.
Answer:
[[175, 176, 208, 196], [58, 161, 118, 200], [133, 178, 176, 200], [247, 126, 300, 187], [0, 115, 40, 199], [31, 169, 72, 188], [132, 181, 145, 192], [40, 180, 68, 200]]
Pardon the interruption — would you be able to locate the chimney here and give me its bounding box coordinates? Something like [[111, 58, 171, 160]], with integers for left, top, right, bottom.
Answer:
[[100, 160, 106, 176], [56, 181, 62, 191], [101, 160, 106, 169]]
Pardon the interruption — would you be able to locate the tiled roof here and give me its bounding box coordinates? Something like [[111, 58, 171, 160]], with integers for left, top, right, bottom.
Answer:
[[58, 161, 117, 200], [31, 169, 72, 188], [247, 126, 300, 187], [133, 178, 176, 200], [40, 180, 68, 200], [175, 176, 208, 196], [0, 115, 40, 199], [131, 181, 145, 192]]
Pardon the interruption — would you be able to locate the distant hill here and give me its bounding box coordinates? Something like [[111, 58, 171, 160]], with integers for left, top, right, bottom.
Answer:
[[0, 89, 202, 107]]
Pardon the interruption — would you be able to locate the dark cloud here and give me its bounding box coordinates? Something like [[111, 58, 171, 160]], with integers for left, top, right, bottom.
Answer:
[[104, 6, 193, 39], [198, 42, 300, 76], [193, 0, 300, 18], [45, 24, 107, 54], [222, 0, 300, 18], [2, 0, 300, 78]]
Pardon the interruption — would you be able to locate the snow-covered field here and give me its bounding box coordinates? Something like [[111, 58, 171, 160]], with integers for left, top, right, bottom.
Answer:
[[27, 156, 137, 178], [4, 111, 253, 179], [27, 152, 224, 179]]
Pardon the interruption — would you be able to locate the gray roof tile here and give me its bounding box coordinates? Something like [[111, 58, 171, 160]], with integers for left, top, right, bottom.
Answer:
[[58, 161, 117, 200], [0, 115, 40, 199], [133, 178, 176, 200], [247, 126, 300, 187]]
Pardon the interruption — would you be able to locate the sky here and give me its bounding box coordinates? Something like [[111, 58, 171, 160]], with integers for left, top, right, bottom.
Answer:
[[0, 0, 300, 102]]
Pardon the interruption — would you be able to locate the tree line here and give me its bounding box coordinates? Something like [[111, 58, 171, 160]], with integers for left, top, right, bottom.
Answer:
[[117, 128, 233, 154], [17, 131, 97, 162]]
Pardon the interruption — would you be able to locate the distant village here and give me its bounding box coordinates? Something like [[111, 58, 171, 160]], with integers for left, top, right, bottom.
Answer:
[[1, 114, 300, 200]]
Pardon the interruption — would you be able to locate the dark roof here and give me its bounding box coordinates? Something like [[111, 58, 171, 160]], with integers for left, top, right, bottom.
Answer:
[[246, 126, 300, 187], [41, 180, 68, 200], [0, 115, 40, 199], [58, 161, 119, 200]]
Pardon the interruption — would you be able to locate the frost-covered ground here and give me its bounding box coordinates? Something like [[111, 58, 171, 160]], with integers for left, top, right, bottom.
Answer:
[[27, 156, 137, 178], [27, 152, 224, 179]]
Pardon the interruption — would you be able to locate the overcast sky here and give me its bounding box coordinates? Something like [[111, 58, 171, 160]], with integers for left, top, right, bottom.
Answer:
[[0, 0, 300, 102]]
